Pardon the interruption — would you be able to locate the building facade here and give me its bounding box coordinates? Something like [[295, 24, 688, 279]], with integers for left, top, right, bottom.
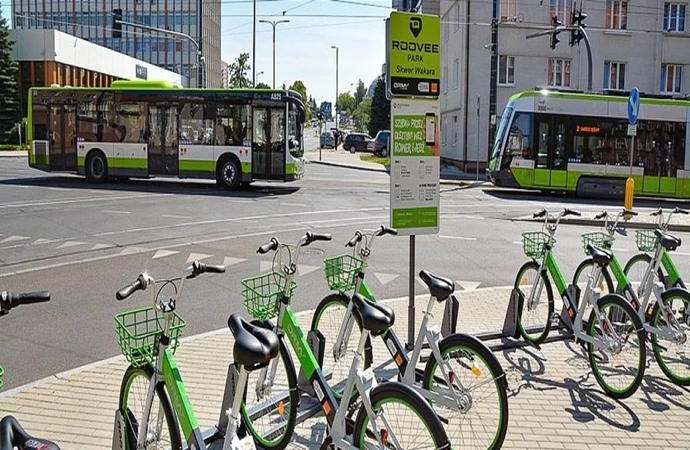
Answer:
[[11, 29, 183, 117], [440, 0, 690, 172], [11, 0, 222, 88]]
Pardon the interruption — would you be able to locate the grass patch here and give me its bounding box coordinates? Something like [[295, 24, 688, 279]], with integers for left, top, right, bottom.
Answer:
[[360, 154, 390, 166], [0, 145, 28, 151]]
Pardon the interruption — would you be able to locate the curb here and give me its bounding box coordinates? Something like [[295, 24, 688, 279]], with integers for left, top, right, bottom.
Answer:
[[0, 152, 28, 158], [514, 216, 690, 233]]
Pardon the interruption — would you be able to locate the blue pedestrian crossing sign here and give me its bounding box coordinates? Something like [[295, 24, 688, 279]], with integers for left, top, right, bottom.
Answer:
[[320, 102, 332, 118], [628, 87, 640, 125]]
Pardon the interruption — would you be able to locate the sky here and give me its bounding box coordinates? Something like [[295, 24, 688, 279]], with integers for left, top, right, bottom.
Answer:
[[0, 0, 391, 106]]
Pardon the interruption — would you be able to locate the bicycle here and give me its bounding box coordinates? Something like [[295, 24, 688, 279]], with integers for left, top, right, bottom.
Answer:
[[112, 260, 257, 450], [239, 231, 451, 450], [576, 208, 690, 386], [310, 225, 509, 450], [514, 208, 646, 399], [0, 289, 59, 450]]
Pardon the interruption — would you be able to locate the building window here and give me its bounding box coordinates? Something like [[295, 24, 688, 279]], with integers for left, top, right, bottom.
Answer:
[[604, 62, 626, 90], [453, 58, 459, 88], [443, 66, 448, 93], [661, 64, 683, 93], [500, 0, 517, 22], [452, 115, 458, 145], [498, 56, 515, 85], [606, 1, 628, 29], [664, 3, 686, 31], [550, 0, 572, 22], [548, 59, 571, 87]]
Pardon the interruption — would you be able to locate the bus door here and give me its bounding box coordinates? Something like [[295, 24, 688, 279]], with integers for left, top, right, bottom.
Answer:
[[533, 114, 570, 188], [252, 106, 286, 180], [49, 105, 77, 171], [147, 104, 179, 176]]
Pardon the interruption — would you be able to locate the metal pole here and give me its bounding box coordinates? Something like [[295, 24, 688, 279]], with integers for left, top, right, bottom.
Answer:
[[335, 48, 339, 131], [581, 27, 593, 92], [252, 0, 257, 87], [630, 136, 635, 176], [476, 96, 480, 180], [488, 16, 498, 171], [272, 24, 276, 88], [407, 235, 416, 349]]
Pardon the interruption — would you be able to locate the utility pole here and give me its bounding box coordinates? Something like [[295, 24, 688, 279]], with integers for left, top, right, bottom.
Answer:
[[259, 19, 290, 88], [331, 46, 339, 131], [487, 11, 498, 173]]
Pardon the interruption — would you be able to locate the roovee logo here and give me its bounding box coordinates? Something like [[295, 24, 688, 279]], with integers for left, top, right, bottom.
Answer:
[[410, 17, 422, 38]]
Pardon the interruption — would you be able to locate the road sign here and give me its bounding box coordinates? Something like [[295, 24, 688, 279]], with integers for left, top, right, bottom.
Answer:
[[628, 87, 640, 125], [390, 98, 440, 235], [387, 12, 440, 97], [320, 102, 332, 118], [627, 124, 637, 136]]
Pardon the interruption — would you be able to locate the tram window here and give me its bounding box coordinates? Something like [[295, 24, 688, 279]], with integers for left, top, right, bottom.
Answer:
[[504, 112, 533, 160]]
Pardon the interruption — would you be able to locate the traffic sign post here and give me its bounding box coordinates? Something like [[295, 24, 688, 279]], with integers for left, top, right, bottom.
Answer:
[[625, 87, 640, 211]]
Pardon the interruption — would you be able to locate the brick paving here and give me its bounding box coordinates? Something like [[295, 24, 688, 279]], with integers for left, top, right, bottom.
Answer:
[[2, 286, 690, 449]]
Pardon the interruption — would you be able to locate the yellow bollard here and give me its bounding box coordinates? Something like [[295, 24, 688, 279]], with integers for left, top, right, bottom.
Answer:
[[625, 177, 634, 211]]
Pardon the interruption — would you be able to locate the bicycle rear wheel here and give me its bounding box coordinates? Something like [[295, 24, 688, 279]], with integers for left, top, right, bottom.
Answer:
[[352, 382, 450, 450], [119, 364, 181, 450], [650, 288, 690, 385], [515, 261, 553, 345], [624, 253, 666, 296], [572, 258, 614, 309]]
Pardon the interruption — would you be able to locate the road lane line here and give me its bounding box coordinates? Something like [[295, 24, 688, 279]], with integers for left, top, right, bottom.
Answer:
[[162, 214, 193, 219], [102, 210, 131, 214], [438, 235, 477, 241], [0, 193, 171, 209]]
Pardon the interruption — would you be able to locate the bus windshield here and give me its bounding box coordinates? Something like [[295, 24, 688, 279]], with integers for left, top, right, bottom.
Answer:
[[491, 105, 513, 160]]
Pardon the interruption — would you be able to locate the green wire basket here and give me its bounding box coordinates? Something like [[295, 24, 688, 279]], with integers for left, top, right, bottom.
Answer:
[[0, 365, 4, 390], [241, 272, 298, 321], [324, 254, 366, 292], [115, 306, 186, 367], [581, 232, 614, 254], [635, 229, 658, 252], [521, 232, 553, 258]]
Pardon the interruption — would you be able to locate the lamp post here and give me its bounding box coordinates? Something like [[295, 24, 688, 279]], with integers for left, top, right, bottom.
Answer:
[[331, 45, 339, 131], [255, 71, 264, 86], [259, 19, 290, 89]]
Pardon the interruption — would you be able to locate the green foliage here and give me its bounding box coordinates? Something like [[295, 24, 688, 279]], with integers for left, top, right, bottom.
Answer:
[[228, 53, 251, 88], [354, 79, 367, 105], [368, 76, 390, 137], [288, 80, 307, 102], [337, 92, 357, 116], [0, 8, 19, 143], [255, 82, 271, 89], [353, 98, 371, 132]]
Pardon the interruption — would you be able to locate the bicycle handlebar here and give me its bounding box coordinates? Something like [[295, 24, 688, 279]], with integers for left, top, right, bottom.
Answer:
[[257, 238, 279, 254], [187, 261, 226, 279], [0, 290, 51, 312], [595, 211, 608, 220], [304, 232, 332, 245], [346, 231, 363, 248], [675, 207, 689, 215], [116, 277, 145, 301], [376, 226, 398, 237], [116, 261, 225, 301], [533, 208, 547, 219]]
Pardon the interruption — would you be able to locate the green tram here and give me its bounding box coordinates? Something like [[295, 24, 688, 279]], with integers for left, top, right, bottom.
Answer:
[[488, 89, 690, 198], [27, 80, 306, 189]]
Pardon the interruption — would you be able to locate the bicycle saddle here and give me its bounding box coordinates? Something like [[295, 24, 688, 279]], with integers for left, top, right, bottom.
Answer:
[[586, 244, 613, 267], [352, 293, 395, 336], [655, 229, 681, 252], [419, 270, 455, 301], [0, 416, 61, 450], [228, 314, 279, 370]]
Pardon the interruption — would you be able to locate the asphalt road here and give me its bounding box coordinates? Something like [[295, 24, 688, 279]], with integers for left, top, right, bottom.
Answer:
[[1, 137, 690, 390]]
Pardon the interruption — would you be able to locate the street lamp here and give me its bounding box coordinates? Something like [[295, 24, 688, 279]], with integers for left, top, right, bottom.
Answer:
[[256, 71, 264, 86], [331, 45, 339, 131], [259, 19, 290, 89]]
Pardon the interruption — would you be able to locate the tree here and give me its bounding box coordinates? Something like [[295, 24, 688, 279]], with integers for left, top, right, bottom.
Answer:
[[354, 79, 367, 106], [0, 7, 19, 143], [337, 92, 357, 116], [368, 76, 390, 137], [228, 53, 251, 88], [353, 98, 371, 133], [288, 80, 307, 102], [255, 82, 271, 89]]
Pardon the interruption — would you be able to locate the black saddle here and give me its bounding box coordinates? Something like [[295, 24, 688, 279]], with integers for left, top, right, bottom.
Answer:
[[352, 293, 395, 337], [419, 270, 455, 301], [655, 229, 681, 252], [228, 314, 280, 370], [586, 244, 613, 267], [0, 416, 61, 450]]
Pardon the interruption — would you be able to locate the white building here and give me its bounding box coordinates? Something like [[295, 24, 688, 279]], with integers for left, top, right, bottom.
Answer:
[[440, 0, 690, 172]]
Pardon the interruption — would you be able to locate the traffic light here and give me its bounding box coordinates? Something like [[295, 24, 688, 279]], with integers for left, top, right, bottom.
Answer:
[[569, 8, 587, 46], [550, 16, 561, 50], [112, 8, 122, 38]]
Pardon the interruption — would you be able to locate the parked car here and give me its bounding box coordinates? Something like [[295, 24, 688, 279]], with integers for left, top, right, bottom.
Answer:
[[344, 133, 373, 153], [373, 130, 391, 157], [320, 130, 335, 149]]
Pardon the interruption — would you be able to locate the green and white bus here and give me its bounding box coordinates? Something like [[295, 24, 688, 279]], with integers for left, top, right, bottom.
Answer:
[[27, 80, 306, 189], [488, 89, 690, 198]]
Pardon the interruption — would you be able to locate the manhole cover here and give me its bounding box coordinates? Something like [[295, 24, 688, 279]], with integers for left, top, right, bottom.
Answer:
[[302, 248, 325, 256]]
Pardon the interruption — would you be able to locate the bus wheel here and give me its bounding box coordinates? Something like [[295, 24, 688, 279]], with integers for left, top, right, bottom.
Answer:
[[86, 151, 108, 183], [217, 156, 241, 189]]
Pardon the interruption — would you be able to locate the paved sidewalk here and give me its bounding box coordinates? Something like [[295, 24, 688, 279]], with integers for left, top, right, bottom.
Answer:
[[515, 210, 690, 232], [0, 150, 27, 158], [2, 286, 690, 449]]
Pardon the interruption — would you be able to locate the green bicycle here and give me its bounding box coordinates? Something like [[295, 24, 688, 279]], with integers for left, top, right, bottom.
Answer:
[[573, 209, 690, 386], [239, 231, 451, 450], [515, 208, 646, 399], [310, 226, 509, 450]]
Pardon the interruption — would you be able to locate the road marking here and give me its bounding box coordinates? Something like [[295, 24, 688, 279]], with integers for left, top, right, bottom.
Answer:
[[512, 241, 522, 245], [260, 260, 274, 272], [162, 214, 193, 219], [673, 252, 690, 257], [223, 256, 246, 267], [56, 241, 87, 249], [102, 210, 131, 215], [153, 250, 179, 259], [1, 235, 29, 244], [32, 238, 53, 245], [91, 243, 115, 250], [374, 272, 399, 285], [298, 264, 320, 276], [0, 193, 171, 209], [282, 202, 308, 208], [458, 280, 482, 291], [186, 252, 212, 263], [438, 235, 477, 241], [119, 246, 149, 256], [612, 247, 630, 253]]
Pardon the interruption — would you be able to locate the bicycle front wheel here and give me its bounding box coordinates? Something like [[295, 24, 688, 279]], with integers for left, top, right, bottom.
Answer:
[[572, 258, 614, 309], [352, 382, 450, 450], [650, 288, 690, 385], [587, 294, 646, 399], [624, 253, 666, 296], [119, 364, 182, 450], [240, 329, 298, 450], [515, 261, 554, 345], [311, 293, 371, 400], [421, 333, 508, 450]]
